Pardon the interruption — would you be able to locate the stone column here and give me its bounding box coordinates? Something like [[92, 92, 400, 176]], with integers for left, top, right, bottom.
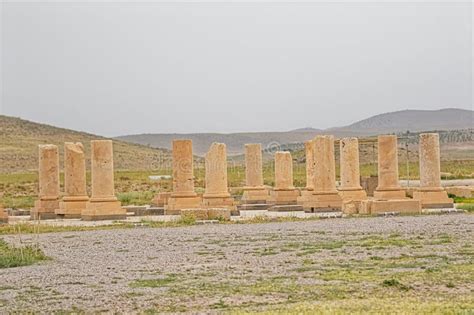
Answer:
[[202, 143, 236, 213], [301, 136, 342, 212], [83, 140, 125, 220], [274, 151, 294, 190], [165, 140, 201, 214], [339, 137, 366, 201], [268, 151, 301, 210], [313, 135, 337, 194], [413, 133, 453, 208], [374, 135, 406, 199], [241, 143, 268, 204], [57, 142, 89, 218], [304, 140, 315, 190], [245, 144, 264, 189], [204, 143, 230, 197], [32, 144, 60, 219]]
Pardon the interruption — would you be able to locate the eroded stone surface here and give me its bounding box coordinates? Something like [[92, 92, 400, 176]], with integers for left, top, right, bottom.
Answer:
[[83, 140, 125, 220], [32, 144, 60, 220], [339, 137, 367, 203], [374, 135, 406, 199], [57, 142, 89, 218], [242, 143, 268, 203]]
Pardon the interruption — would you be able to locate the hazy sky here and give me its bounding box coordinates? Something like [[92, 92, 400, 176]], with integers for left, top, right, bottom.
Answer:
[[1, 1, 472, 136]]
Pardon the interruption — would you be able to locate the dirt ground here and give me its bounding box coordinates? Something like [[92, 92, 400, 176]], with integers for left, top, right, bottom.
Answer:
[[0, 214, 473, 314]]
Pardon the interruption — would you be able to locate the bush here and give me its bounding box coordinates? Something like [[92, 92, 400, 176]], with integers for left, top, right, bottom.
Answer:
[[0, 239, 49, 268]]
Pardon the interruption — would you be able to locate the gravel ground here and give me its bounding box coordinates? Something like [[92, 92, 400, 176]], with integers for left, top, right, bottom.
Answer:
[[0, 214, 473, 313]]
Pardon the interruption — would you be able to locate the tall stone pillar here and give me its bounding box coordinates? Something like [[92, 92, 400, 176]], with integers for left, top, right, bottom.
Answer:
[[32, 144, 60, 220], [56, 142, 89, 218], [339, 138, 366, 201], [374, 135, 406, 199], [268, 151, 301, 211], [202, 143, 236, 213], [305, 140, 315, 191], [371, 135, 421, 215], [301, 135, 342, 212], [82, 140, 125, 220], [297, 140, 315, 204], [241, 143, 268, 204], [413, 133, 453, 208], [165, 140, 201, 214]]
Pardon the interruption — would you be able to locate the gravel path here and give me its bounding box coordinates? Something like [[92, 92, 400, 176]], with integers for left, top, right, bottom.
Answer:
[[1, 214, 473, 313]]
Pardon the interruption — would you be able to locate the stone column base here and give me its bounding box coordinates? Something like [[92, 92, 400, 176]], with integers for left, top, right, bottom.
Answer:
[[297, 189, 314, 204], [242, 188, 269, 204], [82, 200, 126, 221], [31, 199, 59, 220], [373, 189, 406, 200], [202, 196, 238, 215], [152, 192, 172, 207], [412, 190, 454, 209], [267, 189, 300, 205], [370, 199, 421, 214], [164, 195, 202, 215], [339, 189, 367, 201], [57, 197, 89, 218], [301, 192, 342, 212]]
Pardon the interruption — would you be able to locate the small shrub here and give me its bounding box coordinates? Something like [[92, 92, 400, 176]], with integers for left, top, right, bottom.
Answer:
[[0, 239, 49, 268]]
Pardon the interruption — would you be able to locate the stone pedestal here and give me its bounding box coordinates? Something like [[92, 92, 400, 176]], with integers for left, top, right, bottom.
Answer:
[[339, 137, 367, 204], [301, 136, 342, 212], [241, 143, 269, 204], [83, 140, 126, 221], [374, 135, 406, 199], [32, 145, 60, 220], [57, 143, 89, 218], [268, 152, 302, 211], [202, 143, 237, 213], [0, 204, 8, 224], [165, 140, 201, 215], [413, 133, 453, 208]]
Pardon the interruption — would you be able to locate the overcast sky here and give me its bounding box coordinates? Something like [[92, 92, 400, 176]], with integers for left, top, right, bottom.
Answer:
[[1, 1, 472, 136]]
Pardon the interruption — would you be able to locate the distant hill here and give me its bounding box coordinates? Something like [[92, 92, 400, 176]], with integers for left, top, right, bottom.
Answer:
[[329, 108, 473, 135], [116, 131, 322, 156], [116, 108, 473, 155], [0, 115, 171, 173]]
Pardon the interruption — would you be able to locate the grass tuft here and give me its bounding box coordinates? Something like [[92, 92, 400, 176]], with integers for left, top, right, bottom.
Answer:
[[0, 239, 49, 268]]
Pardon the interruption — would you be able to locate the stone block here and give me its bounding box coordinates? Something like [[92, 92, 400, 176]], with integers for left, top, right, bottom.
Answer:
[[267, 205, 304, 212], [181, 209, 209, 220], [371, 199, 421, 215], [267, 189, 300, 205], [301, 192, 342, 213], [31, 199, 59, 220], [445, 186, 473, 198], [152, 192, 171, 207], [412, 190, 454, 209], [82, 200, 126, 221]]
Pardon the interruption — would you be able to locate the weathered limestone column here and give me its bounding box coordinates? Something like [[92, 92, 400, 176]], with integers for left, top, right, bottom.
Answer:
[[32, 145, 60, 219], [374, 135, 406, 199], [371, 135, 421, 215], [301, 135, 342, 212], [57, 142, 89, 218], [241, 143, 268, 204], [83, 140, 125, 220], [268, 151, 301, 210], [165, 140, 201, 214], [202, 143, 236, 213], [339, 138, 367, 201], [275, 152, 294, 190], [297, 140, 315, 205], [413, 133, 453, 208], [305, 140, 315, 191]]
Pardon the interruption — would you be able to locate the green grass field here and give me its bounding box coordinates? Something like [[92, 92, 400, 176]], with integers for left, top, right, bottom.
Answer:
[[1, 159, 473, 209]]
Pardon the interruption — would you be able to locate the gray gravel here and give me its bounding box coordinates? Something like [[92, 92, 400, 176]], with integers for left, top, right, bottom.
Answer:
[[0, 214, 473, 313]]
